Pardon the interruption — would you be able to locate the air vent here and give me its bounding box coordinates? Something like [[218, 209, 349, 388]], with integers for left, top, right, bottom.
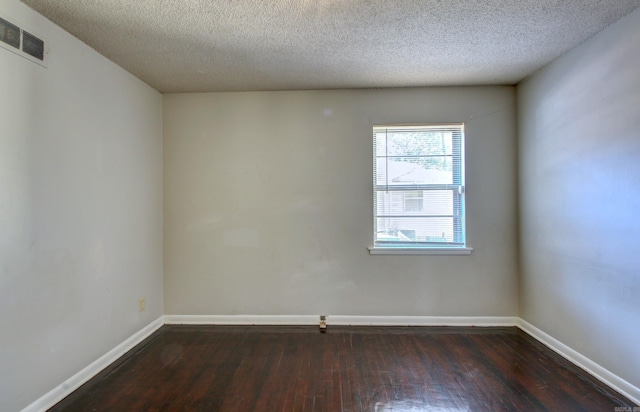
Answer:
[[0, 14, 46, 65], [0, 16, 20, 49], [22, 31, 44, 61]]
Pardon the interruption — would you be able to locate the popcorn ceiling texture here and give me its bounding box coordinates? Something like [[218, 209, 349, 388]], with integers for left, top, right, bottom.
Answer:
[[22, 0, 640, 93]]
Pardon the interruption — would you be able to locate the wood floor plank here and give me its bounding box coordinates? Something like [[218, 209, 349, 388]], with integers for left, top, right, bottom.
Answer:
[[48, 326, 635, 411]]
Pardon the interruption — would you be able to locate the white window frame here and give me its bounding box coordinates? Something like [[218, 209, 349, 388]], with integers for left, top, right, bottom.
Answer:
[[369, 124, 473, 256]]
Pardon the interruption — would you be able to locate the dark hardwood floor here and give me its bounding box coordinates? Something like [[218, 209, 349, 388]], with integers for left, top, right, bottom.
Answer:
[[50, 326, 635, 411]]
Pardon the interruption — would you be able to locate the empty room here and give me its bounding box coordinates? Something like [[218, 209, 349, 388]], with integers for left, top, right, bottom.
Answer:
[[1, 0, 639, 410]]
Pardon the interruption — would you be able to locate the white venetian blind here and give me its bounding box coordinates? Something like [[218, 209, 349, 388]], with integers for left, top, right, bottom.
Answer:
[[373, 124, 466, 248]]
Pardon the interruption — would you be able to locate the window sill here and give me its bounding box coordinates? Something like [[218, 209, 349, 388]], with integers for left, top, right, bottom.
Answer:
[[368, 247, 473, 256]]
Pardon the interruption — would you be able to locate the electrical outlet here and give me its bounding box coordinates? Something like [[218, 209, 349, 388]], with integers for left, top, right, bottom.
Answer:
[[139, 298, 145, 312]]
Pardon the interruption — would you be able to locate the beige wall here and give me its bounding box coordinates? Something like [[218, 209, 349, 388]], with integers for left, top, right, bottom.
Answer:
[[0, 1, 164, 410], [164, 87, 518, 317], [518, 7, 640, 391]]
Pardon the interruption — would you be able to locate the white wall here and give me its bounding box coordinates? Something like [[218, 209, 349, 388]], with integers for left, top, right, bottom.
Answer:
[[164, 87, 517, 317], [0, 1, 164, 410], [518, 7, 640, 392]]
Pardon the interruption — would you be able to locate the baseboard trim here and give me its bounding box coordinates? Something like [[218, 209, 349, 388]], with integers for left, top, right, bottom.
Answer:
[[22, 316, 164, 412], [164, 314, 518, 327], [517, 318, 640, 406], [329, 315, 518, 326], [164, 314, 320, 325]]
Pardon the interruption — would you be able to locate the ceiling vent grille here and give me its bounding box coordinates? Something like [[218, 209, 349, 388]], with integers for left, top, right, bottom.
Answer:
[[0, 16, 21, 49], [22, 30, 44, 60], [0, 15, 46, 64]]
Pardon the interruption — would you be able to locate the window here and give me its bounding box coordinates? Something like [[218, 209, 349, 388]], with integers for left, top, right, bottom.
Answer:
[[403, 190, 423, 212], [371, 124, 471, 254]]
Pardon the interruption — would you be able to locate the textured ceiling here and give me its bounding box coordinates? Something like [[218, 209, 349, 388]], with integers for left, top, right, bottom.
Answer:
[[21, 0, 640, 93]]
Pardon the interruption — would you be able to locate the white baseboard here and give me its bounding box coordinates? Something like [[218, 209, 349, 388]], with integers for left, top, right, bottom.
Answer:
[[329, 315, 517, 326], [164, 314, 320, 325], [22, 316, 164, 412], [164, 314, 518, 327], [517, 318, 640, 406]]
